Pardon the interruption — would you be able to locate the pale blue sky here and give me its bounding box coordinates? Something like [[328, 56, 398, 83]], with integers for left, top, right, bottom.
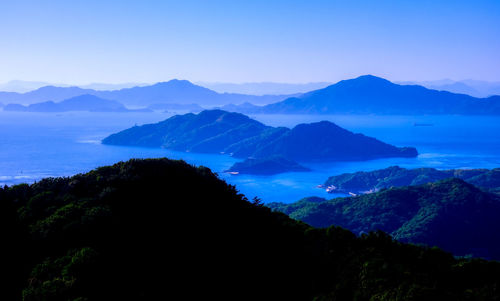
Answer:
[[0, 0, 499, 84]]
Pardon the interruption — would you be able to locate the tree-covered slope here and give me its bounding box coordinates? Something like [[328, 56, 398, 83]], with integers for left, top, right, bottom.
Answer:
[[322, 166, 500, 194], [2, 159, 500, 300], [103, 110, 417, 162], [270, 178, 500, 259]]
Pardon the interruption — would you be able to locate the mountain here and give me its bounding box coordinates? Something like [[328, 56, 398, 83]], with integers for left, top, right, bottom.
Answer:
[[102, 110, 417, 162], [98, 80, 294, 106], [0, 80, 293, 106], [0, 80, 55, 93], [0, 80, 149, 93], [399, 79, 500, 98], [321, 166, 500, 194], [269, 178, 500, 259], [225, 156, 310, 175], [197, 81, 331, 95], [0, 86, 96, 105], [255, 75, 500, 115], [3, 94, 133, 112], [2, 158, 500, 299]]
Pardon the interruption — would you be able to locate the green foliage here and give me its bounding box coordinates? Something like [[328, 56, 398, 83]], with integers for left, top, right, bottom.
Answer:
[[323, 166, 500, 194], [270, 178, 500, 260], [1, 158, 500, 300], [103, 110, 417, 162]]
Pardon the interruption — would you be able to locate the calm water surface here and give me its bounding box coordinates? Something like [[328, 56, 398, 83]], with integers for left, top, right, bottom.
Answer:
[[1, 111, 499, 203]]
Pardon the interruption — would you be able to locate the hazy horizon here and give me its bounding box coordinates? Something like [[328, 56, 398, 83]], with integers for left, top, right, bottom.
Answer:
[[1, 0, 499, 84]]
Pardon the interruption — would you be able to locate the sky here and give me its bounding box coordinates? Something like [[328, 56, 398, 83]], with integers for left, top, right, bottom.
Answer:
[[0, 0, 499, 84]]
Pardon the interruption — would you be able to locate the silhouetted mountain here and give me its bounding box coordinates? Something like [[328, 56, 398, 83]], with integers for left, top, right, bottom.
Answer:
[[3, 159, 500, 299], [226, 156, 310, 175], [256, 75, 500, 115], [4, 95, 132, 112], [269, 178, 500, 259], [0, 86, 95, 105], [0, 80, 148, 93], [0, 80, 293, 106], [103, 110, 417, 162], [321, 166, 500, 194], [0, 80, 64, 93]]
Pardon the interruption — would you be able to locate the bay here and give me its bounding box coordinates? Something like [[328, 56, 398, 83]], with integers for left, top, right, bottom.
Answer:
[[0, 110, 499, 203]]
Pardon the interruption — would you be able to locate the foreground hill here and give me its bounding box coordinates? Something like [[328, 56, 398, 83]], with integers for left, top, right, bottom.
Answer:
[[2, 159, 500, 299], [0, 80, 292, 107], [322, 166, 500, 194], [3, 94, 134, 112], [270, 178, 500, 259], [250, 75, 500, 115], [103, 110, 417, 163]]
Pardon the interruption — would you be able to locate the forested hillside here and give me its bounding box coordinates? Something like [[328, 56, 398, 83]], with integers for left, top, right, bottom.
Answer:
[[1, 159, 500, 300], [270, 179, 500, 259]]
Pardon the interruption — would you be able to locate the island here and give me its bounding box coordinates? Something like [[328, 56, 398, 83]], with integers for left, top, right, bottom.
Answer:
[[320, 166, 500, 195], [103, 110, 418, 164], [225, 156, 310, 175]]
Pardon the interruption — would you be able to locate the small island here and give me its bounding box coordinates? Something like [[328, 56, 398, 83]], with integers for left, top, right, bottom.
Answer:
[[225, 156, 310, 175]]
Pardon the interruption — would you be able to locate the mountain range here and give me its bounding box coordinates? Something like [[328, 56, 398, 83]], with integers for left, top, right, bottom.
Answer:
[[398, 79, 500, 98], [0, 80, 149, 93], [102, 110, 417, 162], [230, 75, 500, 115], [0, 80, 294, 107], [3, 94, 139, 112], [3, 76, 500, 115], [196, 81, 332, 95]]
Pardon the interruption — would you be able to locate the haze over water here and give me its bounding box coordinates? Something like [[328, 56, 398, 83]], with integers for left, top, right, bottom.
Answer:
[[1, 110, 498, 203]]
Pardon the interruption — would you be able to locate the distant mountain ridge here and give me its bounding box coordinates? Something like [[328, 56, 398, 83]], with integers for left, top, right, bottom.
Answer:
[[3, 94, 136, 112], [229, 75, 500, 115], [270, 178, 500, 259], [398, 79, 500, 98], [102, 110, 417, 162], [197, 81, 331, 95], [0, 79, 294, 107], [0, 80, 148, 93]]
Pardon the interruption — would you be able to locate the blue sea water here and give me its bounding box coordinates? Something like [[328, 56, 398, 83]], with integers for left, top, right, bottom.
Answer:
[[0, 110, 499, 203]]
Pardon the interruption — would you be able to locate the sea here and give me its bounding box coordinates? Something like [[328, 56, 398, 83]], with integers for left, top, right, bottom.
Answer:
[[1, 110, 499, 203]]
